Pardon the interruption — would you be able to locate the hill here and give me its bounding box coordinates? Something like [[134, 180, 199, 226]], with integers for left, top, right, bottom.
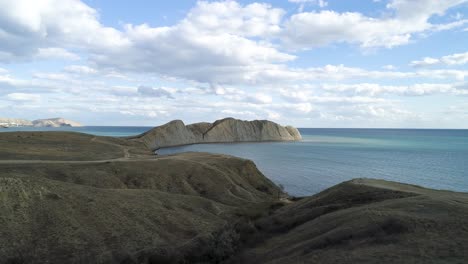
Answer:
[[227, 179, 468, 263], [0, 131, 280, 263]]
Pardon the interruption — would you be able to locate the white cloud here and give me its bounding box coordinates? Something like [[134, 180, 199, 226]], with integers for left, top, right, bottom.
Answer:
[[137, 86, 175, 99], [387, 0, 467, 20], [0, 0, 467, 127], [410, 51, 468, 67], [1, 0, 466, 87], [183, 1, 284, 37], [6, 93, 41, 101], [282, 0, 468, 50], [64, 65, 97, 75], [0, 0, 127, 62], [320, 83, 458, 96], [288, 0, 328, 9], [279, 81, 467, 100], [382, 65, 397, 70], [35, 48, 80, 61], [96, 21, 294, 84], [332, 104, 419, 121]]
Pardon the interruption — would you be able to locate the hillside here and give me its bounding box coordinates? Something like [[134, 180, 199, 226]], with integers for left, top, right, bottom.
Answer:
[[1, 128, 468, 263], [227, 179, 468, 263], [0, 131, 280, 263]]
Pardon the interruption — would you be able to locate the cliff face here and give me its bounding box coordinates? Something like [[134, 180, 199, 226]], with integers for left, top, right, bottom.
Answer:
[[135, 118, 302, 150]]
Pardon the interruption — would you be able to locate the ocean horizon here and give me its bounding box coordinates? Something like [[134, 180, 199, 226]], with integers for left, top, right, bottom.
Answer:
[[2, 126, 467, 196]]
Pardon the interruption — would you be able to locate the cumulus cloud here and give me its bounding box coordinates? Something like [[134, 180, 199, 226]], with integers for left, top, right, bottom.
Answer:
[[0, 0, 294, 84], [1, 0, 467, 86], [183, 1, 284, 37], [282, 0, 468, 49], [0, 0, 127, 62], [0, 0, 467, 127]]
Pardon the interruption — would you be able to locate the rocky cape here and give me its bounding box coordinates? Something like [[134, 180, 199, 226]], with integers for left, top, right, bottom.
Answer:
[[0, 117, 82, 127], [132, 117, 302, 150]]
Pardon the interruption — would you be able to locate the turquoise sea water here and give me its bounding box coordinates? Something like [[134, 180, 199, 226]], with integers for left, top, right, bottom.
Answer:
[[1, 127, 467, 196], [159, 128, 468, 196]]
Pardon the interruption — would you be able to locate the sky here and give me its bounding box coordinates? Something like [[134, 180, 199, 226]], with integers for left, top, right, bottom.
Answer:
[[0, 0, 467, 128]]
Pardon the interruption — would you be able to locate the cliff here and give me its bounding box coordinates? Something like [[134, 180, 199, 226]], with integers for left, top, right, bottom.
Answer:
[[134, 118, 302, 150]]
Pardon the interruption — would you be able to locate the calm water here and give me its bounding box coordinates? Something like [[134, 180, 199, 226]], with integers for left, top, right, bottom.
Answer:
[[1, 126, 467, 196]]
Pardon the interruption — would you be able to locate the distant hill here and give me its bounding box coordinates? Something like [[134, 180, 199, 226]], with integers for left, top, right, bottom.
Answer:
[[0, 117, 82, 127]]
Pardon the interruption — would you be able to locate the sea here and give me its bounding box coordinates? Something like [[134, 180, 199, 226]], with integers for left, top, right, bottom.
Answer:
[[1, 126, 467, 196]]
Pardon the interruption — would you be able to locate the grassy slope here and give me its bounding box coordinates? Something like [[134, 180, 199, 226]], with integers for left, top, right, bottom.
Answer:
[[227, 179, 468, 264], [0, 132, 126, 160], [0, 132, 280, 263]]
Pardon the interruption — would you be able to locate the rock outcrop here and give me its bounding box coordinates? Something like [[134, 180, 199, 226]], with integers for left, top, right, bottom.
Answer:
[[134, 118, 302, 150], [32, 118, 82, 127]]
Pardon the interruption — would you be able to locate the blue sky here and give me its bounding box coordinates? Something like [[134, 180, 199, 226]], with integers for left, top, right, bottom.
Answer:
[[0, 0, 467, 127]]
